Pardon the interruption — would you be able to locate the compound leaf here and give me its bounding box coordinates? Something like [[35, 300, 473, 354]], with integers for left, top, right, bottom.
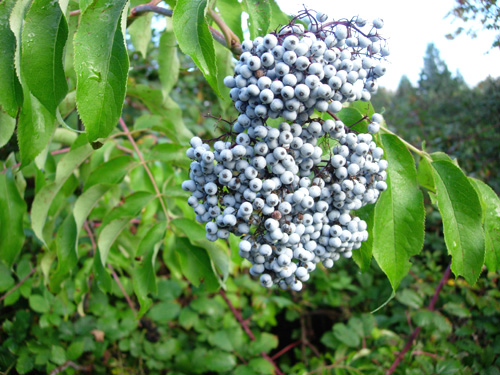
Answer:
[[431, 160, 485, 284]]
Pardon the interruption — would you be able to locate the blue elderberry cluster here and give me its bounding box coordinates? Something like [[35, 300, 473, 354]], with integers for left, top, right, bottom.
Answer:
[[182, 11, 389, 291]]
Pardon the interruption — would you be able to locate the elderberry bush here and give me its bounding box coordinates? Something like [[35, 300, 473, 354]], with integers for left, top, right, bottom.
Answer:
[[182, 10, 389, 291]]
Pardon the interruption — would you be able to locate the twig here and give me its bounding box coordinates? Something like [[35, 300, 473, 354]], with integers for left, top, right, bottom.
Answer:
[[49, 361, 92, 375], [119, 118, 169, 220], [385, 264, 452, 375], [380, 125, 430, 161], [108, 264, 138, 319], [208, 7, 241, 54], [0, 267, 36, 304], [127, 1, 170, 26], [271, 340, 301, 360], [83, 221, 97, 256], [219, 289, 284, 375]]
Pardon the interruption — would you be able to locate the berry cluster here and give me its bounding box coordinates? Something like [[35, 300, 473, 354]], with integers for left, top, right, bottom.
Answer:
[[182, 11, 389, 291], [223, 11, 389, 124]]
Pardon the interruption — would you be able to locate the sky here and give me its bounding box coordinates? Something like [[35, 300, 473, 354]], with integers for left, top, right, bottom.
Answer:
[[275, 0, 500, 91]]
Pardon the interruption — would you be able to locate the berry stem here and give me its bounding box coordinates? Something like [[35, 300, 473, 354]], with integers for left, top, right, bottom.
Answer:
[[379, 125, 432, 161], [385, 264, 452, 375]]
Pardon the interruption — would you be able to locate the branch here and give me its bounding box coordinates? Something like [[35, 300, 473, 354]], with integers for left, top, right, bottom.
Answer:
[[119, 118, 169, 220], [108, 264, 138, 319], [219, 289, 284, 375], [380, 125, 430, 161], [0, 267, 36, 304], [385, 264, 452, 375], [208, 8, 242, 55], [127, 1, 170, 27]]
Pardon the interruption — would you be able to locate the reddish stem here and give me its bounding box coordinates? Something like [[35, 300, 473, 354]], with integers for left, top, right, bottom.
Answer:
[[219, 289, 284, 375], [386, 264, 452, 375], [0, 267, 36, 304]]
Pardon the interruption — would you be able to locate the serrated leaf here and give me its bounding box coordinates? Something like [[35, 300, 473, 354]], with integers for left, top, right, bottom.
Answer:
[[21, 0, 68, 115], [372, 134, 425, 291], [173, 0, 220, 97], [158, 22, 179, 97], [431, 161, 485, 285], [417, 156, 435, 192], [17, 92, 57, 167], [0, 109, 16, 148], [128, 0, 152, 58], [0, 0, 23, 117], [31, 143, 93, 245], [0, 169, 26, 265], [468, 178, 500, 272], [243, 0, 271, 39], [74, 0, 129, 142]]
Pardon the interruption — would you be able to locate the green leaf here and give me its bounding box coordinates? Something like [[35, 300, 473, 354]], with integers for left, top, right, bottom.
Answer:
[[128, 0, 152, 58], [0, 169, 27, 265], [333, 323, 360, 347], [337, 106, 369, 133], [21, 0, 68, 115], [31, 143, 93, 245], [0, 0, 23, 117], [205, 351, 236, 372], [0, 109, 16, 148], [29, 294, 50, 313], [442, 302, 471, 318], [84, 155, 136, 190], [67, 340, 85, 361], [396, 289, 423, 309], [268, 0, 290, 31], [0, 263, 14, 291], [133, 222, 166, 317], [97, 191, 155, 264], [74, 0, 129, 142], [50, 345, 66, 366], [158, 21, 179, 97], [16, 351, 34, 374], [372, 134, 425, 291], [352, 204, 374, 272], [173, 0, 220, 97], [417, 156, 436, 192], [101, 191, 155, 228], [50, 214, 78, 292], [174, 237, 220, 291], [214, 39, 233, 115], [74, 182, 113, 240], [249, 332, 278, 354], [172, 218, 229, 283], [431, 161, 485, 285], [469, 178, 500, 272], [179, 307, 199, 329], [243, 0, 271, 39], [17, 92, 57, 167]]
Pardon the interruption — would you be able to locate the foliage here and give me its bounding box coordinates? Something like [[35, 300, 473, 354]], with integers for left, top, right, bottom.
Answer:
[[0, 1, 499, 374]]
